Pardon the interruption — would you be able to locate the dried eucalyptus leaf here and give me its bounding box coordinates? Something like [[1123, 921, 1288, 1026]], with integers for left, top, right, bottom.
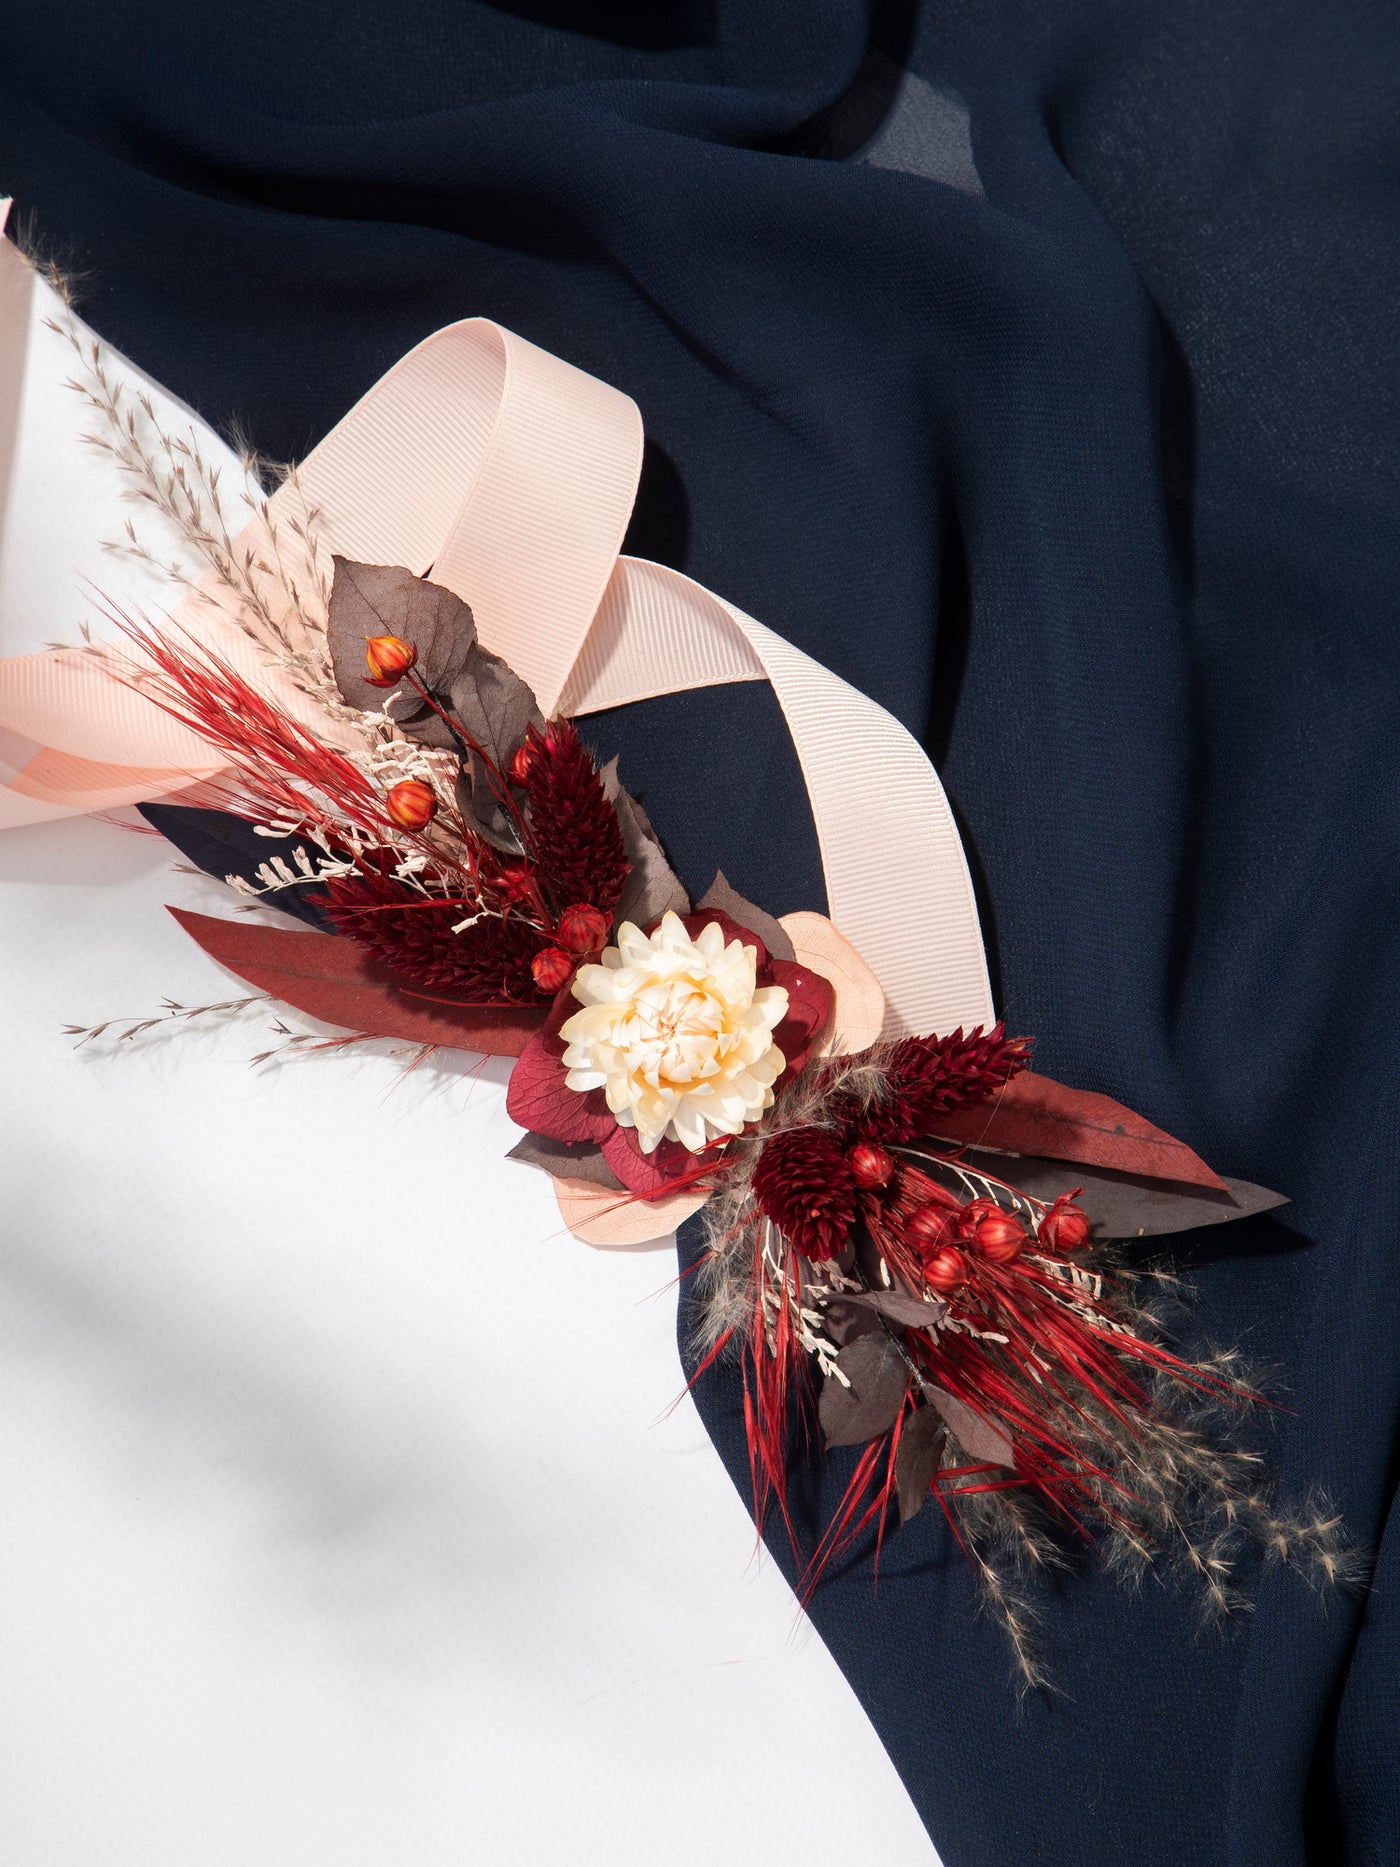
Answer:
[[925, 1384, 1015, 1468], [841, 1287, 949, 1332], [506, 1132, 625, 1192], [327, 557, 477, 742], [448, 643, 543, 771], [821, 1299, 885, 1347], [894, 1405, 947, 1524], [455, 753, 523, 855], [611, 783, 689, 926], [819, 1332, 911, 1449], [696, 871, 795, 962]]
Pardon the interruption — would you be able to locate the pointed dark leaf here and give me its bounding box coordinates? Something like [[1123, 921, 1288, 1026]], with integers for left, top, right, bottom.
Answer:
[[696, 872, 795, 962], [506, 1133, 625, 1191], [327, 558, 478, 742], [139, 804, 337, 931], [929, 1071, 1229, 1191], [949, 1147, 1287, 1239], [894, 1405, 947, 1523], [448, 642, 543, 773], [819, 1332, 911, 1449], [454, 753, 524, 855], [925, 1385, 1015, 1468], [168, 907, 545, 1054], [611, 783, 689, 925], [839, 1287, 949, 1332], [820, 1299, 885, 1347]]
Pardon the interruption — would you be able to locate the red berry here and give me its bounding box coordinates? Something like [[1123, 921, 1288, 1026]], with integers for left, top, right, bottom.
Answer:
[[922, 1246, 970, 1294], [1040, 1195, 1092, 1254], [972, 1208, 1027, 1263], [907, 1202, 960, 1254], [556, 903, 610, 955], [531, 947, 575, 993], [384, 778, 437, 830], [847, 1142, 895, 1190]]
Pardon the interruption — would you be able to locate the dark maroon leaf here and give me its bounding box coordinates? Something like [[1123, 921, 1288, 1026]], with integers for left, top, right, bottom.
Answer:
[[839, 1287, 949, 1331], [819, 1333, 911, 1449], [929, 1071, 1230, 1191], [946, 1147, 1287, 1239], [925, 1385, 1015, 1468], [505, 1133, 625, 1191], [696, 871, 796, 962], [894, 1404, 947, 1524], [327, 557, 477, 742]]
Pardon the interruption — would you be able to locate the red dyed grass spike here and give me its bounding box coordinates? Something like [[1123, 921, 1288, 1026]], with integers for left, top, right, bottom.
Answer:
[[522, 720, 630, 918]]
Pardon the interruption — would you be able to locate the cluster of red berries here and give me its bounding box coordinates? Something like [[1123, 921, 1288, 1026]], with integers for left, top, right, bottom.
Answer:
[[847, 1140, 1091, 1295], [530, 903, 611, 992]]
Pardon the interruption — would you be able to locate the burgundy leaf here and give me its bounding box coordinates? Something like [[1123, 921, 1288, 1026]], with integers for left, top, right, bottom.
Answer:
[[504, 1030, 614, 1144], [894, 1403, 947, 1524], [819, 1333, 911, 1449], [929, 1071, 1230, 1192], [770, 957, 835, 1081], [168, 908, 545, 1055], [600, 1126, 721, 1199]]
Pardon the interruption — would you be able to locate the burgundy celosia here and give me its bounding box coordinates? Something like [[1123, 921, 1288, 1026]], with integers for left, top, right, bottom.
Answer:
[[751, 1128, 858, 1262], [851, 1023, 1032, 1144], [318, 862, 547, 1002], [523, 719, 630, 917]]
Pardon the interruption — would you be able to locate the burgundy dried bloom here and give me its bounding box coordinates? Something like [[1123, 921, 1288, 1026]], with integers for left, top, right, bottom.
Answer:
[[752, 1128, 858, 1262], [523, 719, 630, 918], [856, 1023, 1032, 1144]]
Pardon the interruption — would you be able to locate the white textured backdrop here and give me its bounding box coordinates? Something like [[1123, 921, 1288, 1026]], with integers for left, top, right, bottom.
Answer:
[[0, 251, 940, 1863]]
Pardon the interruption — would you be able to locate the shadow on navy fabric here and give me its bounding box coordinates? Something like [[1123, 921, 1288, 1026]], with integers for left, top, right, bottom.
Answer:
[[4, 4, 1396, 1860]]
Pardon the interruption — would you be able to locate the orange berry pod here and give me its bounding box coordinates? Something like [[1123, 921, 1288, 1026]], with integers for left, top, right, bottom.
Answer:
[[384, 778, 437, 830], [364, 634, 417, 687]]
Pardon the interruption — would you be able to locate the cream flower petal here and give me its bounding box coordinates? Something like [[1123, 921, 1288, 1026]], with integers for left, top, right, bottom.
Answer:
[[557, 915, 790, 1153]]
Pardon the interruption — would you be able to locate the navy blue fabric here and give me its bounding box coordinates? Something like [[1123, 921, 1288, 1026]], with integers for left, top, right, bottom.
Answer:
[[5, 5, 1397, 1860]]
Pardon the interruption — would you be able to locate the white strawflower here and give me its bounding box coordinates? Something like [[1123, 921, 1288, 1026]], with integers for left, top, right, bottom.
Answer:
[[558, 912, 789, 1154]]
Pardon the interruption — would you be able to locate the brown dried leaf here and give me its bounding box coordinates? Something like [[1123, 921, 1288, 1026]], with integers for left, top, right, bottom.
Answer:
[[894, 1404, 947, 1524], [819, 1332, 911, 1449], [696, 871, 795, 962], [327, 557, 477, 743], [610, 780, 689, 926], [839, 1287, 949, 1332], [925, 1385, 1015, 1468], [506, 1132, 625, 1192]]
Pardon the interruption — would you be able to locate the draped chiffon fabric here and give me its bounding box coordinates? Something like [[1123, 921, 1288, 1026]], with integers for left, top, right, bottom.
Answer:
[[3, 5, 1396, 1862]]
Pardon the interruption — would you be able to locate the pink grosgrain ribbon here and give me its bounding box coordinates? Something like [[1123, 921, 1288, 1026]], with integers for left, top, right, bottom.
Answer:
[[0, 208, 992, 1037]]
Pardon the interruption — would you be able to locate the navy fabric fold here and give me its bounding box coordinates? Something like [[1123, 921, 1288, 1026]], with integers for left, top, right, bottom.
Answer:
[[4, 3, 1396, 1859]]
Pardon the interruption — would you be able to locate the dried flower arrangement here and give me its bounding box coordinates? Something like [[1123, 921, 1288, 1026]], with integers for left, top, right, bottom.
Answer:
[[52, 316, 1354, 1690]]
